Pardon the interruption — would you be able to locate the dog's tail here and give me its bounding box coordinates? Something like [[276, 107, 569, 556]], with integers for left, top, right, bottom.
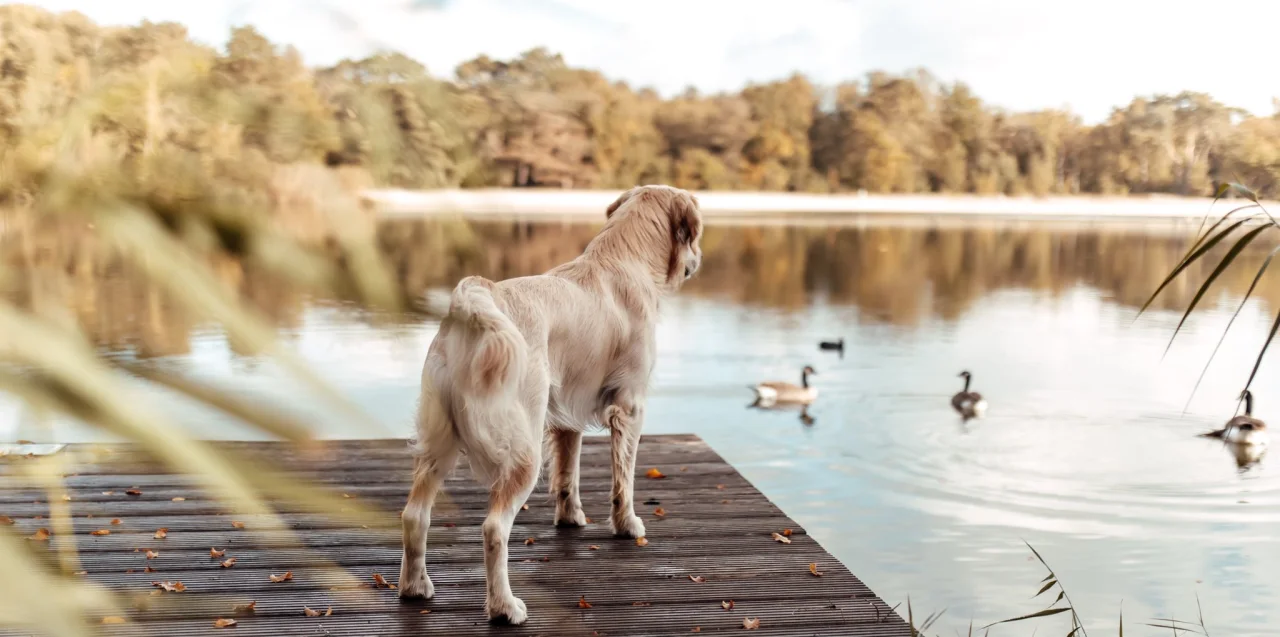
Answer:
[[447, 276, 527, 396]]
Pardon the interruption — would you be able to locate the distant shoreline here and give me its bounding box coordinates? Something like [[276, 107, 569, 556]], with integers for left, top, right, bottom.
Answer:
[[364, 188, 1272, 227]]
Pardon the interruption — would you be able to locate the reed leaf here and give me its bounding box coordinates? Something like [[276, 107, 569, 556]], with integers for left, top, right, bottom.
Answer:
[[1163, 223, 1271, 356], [1137, 217, 1254, 316]]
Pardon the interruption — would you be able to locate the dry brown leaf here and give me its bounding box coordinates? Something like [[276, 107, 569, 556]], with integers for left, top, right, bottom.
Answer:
[[110, 518, 122, 525], [101, 616, 126, 625], [781, 529, 793, 537], [688, 575, 706, 583], [125, 490, 142, 497], [743, 617, 760, 630], [221, 558, 237, 568], [153, 528, 168, 539], [342, 493, 353, 499], [588, 545, 600, 550], [0, 516, 12, 525], [145, 550, 160, 559], [144, 566, 156, 573], [231, 601, 256, 615], [524, 537, 536, 545], [808, 563, 823, 577], [419, 610, 432, 615], [231, 521, 245, 529], [151, 581, 185, 593], [631, 601, 651, 607], [716, 484, 725, 490], [303, 607, 321, 617], [74, 571, 87, 575], [721, 600, 735, 611], [654, 507, 666, 518], [102, 491, 115, 496], [213, 618, 237, 628], [61, 495, 71, 502], [578, 596, 592, 609], [692, 628, 701, 633], [269, 571, 293, 583], [372, 573, 395, 589], [29, 528, 50, 541], [521, 504, 529, 510], [91, 529, 111, 536], [325, 607, 333, 617], [645, 468, 665, 479], [635, 537, 649, 547], [771, 533, 791, 544], [171, 497, 185, 502], [210, 548, 226, 558]]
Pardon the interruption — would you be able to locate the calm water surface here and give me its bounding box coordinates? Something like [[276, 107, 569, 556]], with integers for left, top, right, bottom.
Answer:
[[4, 217, 1280, 635]]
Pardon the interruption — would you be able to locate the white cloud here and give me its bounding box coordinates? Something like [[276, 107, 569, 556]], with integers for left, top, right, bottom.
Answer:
[[26, 0, 1280, 122]]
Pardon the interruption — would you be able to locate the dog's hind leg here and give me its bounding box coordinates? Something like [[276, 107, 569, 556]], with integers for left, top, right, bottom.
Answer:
[[398, 441, 457, 600], [549, 429, 586, 527], [605, 398, 646, 539], [482, 452, 539, 624]]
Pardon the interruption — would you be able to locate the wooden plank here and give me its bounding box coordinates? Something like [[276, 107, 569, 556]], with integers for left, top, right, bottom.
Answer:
[[0, 436, 911, 636]]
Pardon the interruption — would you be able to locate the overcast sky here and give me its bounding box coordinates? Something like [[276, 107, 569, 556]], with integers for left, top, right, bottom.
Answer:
[[27, 0, 1280, 122]]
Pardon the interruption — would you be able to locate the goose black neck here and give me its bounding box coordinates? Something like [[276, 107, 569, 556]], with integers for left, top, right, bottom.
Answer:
[[801, 369, 809, 388], [963, 375, 971, 392], [1244, 390, 1254, 415]]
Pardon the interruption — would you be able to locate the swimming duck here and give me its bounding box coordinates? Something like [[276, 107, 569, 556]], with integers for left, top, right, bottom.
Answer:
[[1202, 389, 1268, 446], [750, 366, 818, 405], [951, 370, 987, 418]]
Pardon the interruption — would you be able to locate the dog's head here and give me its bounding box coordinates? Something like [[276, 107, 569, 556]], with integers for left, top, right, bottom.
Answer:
[[604, 185, 703, 288]]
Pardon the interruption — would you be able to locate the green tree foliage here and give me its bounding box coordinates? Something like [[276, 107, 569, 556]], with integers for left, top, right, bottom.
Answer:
[[6, 5, 1280, 200]]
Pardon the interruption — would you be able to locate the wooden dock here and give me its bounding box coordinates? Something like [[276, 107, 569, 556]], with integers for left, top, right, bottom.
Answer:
[[1, 435, 911, 636]]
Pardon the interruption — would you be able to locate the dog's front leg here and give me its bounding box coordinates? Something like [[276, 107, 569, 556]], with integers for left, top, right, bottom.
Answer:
[[605, 400, 645, 538], [549, 429, 587, 526]]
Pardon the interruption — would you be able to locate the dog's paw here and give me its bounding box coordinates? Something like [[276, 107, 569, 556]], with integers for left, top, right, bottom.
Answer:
[[611, 514, 646, 539], [397, 570, 434, 600], [554, 506, 587, 527], [486, 594, 528, 625]]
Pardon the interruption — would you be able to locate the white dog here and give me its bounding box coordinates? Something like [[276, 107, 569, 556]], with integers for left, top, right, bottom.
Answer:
[[398, 185, 703, 624]]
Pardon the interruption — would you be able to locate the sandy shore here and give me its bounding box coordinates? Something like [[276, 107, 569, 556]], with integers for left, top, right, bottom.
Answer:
[[363, 188, 1274, 224]]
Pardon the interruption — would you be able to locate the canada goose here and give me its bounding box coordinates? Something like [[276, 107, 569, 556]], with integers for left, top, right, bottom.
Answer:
[[750, 366, 818, 405], [819, 339, 844, 353], [1202, 390, 1269, 446], [951, 371, 987, 418]]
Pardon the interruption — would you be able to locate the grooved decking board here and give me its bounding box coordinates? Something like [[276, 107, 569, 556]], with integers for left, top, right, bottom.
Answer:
[[0, 435, 911, 636]]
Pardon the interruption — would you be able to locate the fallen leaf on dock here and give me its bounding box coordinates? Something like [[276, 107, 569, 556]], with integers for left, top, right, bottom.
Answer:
[[632, 601, 651, 607], [232, 601, 256, 614], [221, 558, 237, 568], [110, 518, 122, 525], [722, 600, 734, 611], [653, 507, 666, 518], [645, 468, 665, 479], [524, 537, 536, 545], [578, 596, 592, 609], [0, 516, 12, 525], [808, 563, 823, 577], [372, 573, 395, 589], [269, 571, 293, 583], [145, 550, 160, 559], [303, 607, 321, 617], [771, 532, 791, 544], [231, 521, 245, 529], [635, 537, 649, 547], [692, 628, 700, 633], [153, 528, 168, 539], [588, 545, 600, 550], [781, 529, 793, 537], [125, 490, 142, 496], [213, 618, 237, 628], [171, 497, 185, 502], [743, 617, 760, 629], [688, 575, 706, 583], [91, 529, 111, 536], [521, 504, 529, 510], [151, 581, 185, 593], [419, 610, 432, 615], [210, 548, 226, 558], [29, 528, 50, 541]]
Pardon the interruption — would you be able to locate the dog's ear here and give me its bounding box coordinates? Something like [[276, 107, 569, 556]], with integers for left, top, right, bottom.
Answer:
[[669, 191, 701, 246], [606, 187, 640, 219]]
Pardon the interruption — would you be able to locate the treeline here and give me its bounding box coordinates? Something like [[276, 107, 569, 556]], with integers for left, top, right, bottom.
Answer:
[[5, 5, 1280, 203]]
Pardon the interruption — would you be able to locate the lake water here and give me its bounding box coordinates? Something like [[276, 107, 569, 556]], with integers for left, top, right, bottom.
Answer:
[[4, 217, 1280, 635]]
